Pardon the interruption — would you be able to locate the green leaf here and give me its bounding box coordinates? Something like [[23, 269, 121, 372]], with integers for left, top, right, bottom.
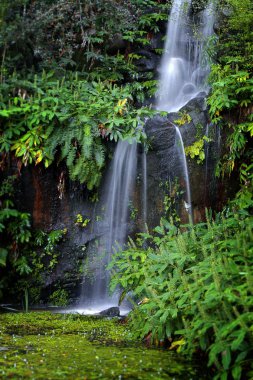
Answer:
[[232, 365, 242, 380], [222, 348, 231, 370], [0, 248, 8, 266]]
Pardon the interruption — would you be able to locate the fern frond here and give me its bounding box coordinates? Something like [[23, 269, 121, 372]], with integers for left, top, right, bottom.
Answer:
[[94, 144, 105, 168]]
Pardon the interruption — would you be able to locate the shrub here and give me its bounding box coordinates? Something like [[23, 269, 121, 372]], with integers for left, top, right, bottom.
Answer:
[[109, 190, 253, 379]]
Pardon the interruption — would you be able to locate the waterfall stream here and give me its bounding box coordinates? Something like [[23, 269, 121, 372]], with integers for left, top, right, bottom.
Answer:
[[156, 0, 215, 112], [156, 0, 215, 221], [174, 126, 193, 221], [142, 150, 147, 229], [81, 140, 137, 309], [105, 140, 137, 257]]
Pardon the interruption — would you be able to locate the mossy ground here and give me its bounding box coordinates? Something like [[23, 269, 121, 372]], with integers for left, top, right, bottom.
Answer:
[[0, 312, 206, 379]]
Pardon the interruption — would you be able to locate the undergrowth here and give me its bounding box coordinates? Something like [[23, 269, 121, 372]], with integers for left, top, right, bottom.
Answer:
[[109, 188, 253, 380]]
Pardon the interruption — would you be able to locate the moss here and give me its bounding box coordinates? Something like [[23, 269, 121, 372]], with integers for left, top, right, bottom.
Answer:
[[0, 312, 204, 379]]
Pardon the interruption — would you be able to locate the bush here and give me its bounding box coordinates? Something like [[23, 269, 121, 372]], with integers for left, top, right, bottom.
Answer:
[[49, 289, 69, 307], [109, 190, 253, 380], [0, 72, 150, 189]]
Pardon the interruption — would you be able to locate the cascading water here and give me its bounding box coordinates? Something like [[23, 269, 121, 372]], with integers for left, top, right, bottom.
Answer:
[[142, 150, 147, 229], [105, 140, 137, 257], [204, 122, 211, 193], [156, 0, 215, 221], [174, 126, 193, 222], [81, 140, 137, 308], [156, 0, 215, 112]]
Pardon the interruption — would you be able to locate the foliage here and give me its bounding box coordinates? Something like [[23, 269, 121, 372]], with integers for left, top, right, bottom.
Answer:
[[31, 228, 67, 276], [207, 0, 253, 179], [160, 179, 183, 225], [49, 289, 69, 306], [128, 201, 138, 221], [109, 189, 253, 380], [185, 136, 211, 164], [0, 176, 31, 275], [75, 214, 90, 228], [0, 72, 151, 189], [0, 0, 168, 75], [0, 175, 67, 302], [174, 112, 192, 126]]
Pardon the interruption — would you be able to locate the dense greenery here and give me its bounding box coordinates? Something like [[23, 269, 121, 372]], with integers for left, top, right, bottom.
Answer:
[[0, 0, 169, 75], [109, 191, 253, 380], [0, 0, 252, 379], [0, 0, 167, 188], [207, 0, 253, 179], [0, 72, 151, 189]]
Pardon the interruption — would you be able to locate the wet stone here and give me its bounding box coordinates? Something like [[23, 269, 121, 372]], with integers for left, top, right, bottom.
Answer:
[[99, 307, 120, 317]]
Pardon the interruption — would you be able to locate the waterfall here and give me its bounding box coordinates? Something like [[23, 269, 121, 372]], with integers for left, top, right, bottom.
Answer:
[[105, 140, 137, 256], [155, 0, 215, 221], [204, 122, 211, 194], [142, 150, 147, 229], [175, 126, 193, 222], [156, 0, 215, 112], [81, 140, 137, 307]]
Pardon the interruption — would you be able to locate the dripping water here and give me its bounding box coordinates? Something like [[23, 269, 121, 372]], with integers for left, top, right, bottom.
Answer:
[[204, 122, 211, 193], [174, 126, 193, 222], [142, 150, 147, 229]]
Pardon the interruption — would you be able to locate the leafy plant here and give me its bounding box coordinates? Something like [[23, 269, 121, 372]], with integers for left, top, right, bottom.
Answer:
[[109, 188, 253, 380], [49, 289, 69, 307], [75, 214, 90, 228], [185, 136, 211, 164], [0, 72, 151, 189], [174, 112, 192, 126], [207, 0, 253, 180]]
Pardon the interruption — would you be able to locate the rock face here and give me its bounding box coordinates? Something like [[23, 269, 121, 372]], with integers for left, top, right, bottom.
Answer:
[[144, 95, 234, 225], [16, 164, 100, 304]]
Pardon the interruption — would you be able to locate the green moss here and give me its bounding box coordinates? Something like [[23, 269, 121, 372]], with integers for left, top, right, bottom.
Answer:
[[0, 312, 204, 379]]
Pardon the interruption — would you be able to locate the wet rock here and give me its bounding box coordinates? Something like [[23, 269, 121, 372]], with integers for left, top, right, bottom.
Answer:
[[99, 307, 120, 317], [107, 33, 127, 53], [143, 93, 228, 225], [135, 50, 160, 72]]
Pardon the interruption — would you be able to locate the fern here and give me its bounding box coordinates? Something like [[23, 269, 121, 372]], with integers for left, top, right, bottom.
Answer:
[[94, 143, 105, 168], [66, 145, 77, 168], [81, 136, 93, 159], [1, 74, 149, 189]]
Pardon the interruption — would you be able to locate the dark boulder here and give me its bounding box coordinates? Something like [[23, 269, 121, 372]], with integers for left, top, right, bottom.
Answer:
[[99, 307, 120, 317], [135, 50, 160, 72]]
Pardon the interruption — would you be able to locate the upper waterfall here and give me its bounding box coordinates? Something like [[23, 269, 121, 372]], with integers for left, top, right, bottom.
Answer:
[[156, 0, 215, 112]]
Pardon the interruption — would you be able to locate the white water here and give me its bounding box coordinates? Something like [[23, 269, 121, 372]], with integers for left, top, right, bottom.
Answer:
[[156, 0, 215, 112], [81, 140, 137, 308], [175, 126, 193, 222], [204, 122, 211, 192], [142, 150, 147, 229], [156, 0, 215, 221], [106, 141, 137, 255]]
